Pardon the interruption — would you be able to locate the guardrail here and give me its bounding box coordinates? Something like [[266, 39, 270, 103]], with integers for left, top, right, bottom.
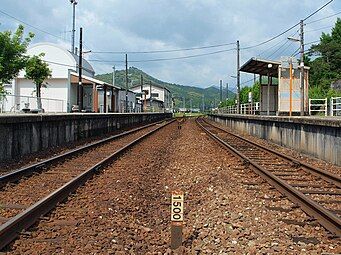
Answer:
[[309, 98, 327, 116], [330, 97, 341, 116], [218, 102, 259, 115], [0, 95, 65, 113], [217, 98, 340, 117]]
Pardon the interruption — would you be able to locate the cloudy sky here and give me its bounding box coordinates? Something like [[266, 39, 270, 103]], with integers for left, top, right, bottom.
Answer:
[[1, 0, 340, 91]]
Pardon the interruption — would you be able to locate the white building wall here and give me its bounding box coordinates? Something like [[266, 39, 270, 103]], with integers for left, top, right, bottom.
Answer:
[[16, 78, 68, 112], [131, 85, 172, 109], [12, 43, 97, 112], [18, 43, 94, 79]]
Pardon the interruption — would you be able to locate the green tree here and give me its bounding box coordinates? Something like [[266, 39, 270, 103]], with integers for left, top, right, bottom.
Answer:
[[239, 81, 260, 104], [308, 18, 341, 98], [0, 25, 34, 96], [24, 54, 52, 110]]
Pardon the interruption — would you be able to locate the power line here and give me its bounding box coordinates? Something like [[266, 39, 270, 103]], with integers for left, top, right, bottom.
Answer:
[[240, 78, 255, 86], [305, 25, 334, 33], [304, 40, 320, 45], [91, 42, 236, 54], [89, 47, 236, 63], [42, 60, 94, 74], [257, 36, 289, 58], [291, 47, 301, 57], [265, 30, 299, 59], [0, 9, 67, 42], [303, 0, 334, 21], [306, 10, 341, 24], [241, 23, 299, 50], [241, 0, 334, 50]]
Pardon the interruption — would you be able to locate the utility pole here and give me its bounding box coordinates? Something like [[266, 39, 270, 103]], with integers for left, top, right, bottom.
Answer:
[[190, 99, 192, 113], [70, 0, 77, 54], [125, 54, 128, 112], [183, 96, 185, 110], [140, 75, 143, 112], [112, 66, 115, 87], [300, 19, 305, 116], [202, 94, 205, 112], [236, 40, 240, 114], [150, 81, 152, 109], [219, 79, 223, 104], [226, 82, 229, 101], [77, 27, 83, 111]]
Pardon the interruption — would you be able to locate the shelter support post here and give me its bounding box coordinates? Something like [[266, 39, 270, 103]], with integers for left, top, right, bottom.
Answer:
[[103, 85, 107, 113]]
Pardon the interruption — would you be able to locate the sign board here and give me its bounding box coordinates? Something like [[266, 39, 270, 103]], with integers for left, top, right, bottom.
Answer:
[[248, 92, 252, 103], [171, 190, 184, 250], [171, 191, 184, 222]]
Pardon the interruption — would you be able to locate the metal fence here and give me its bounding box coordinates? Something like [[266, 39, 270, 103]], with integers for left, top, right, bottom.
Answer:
[[218, 102, 259, 115], [308, 98, 328, 116], [330, 97, 341, 116], [217, 98, 340, 117], [0, 95, 65, 113]]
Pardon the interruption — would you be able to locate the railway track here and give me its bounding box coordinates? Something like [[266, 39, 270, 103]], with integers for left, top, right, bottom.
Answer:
[[196, 117, 341, 237], [0, 119, 174, 250]]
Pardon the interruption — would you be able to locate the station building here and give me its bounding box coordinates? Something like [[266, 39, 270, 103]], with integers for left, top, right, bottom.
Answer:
[[7, 43, 137, 113], [130, 83, 173, 112]]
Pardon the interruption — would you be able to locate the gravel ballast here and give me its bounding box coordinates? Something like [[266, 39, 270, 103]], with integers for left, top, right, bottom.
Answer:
[[4, 119, 340, 254]]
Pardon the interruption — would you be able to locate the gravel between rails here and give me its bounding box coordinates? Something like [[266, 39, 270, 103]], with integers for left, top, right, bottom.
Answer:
[[4, 119, 341, 254]]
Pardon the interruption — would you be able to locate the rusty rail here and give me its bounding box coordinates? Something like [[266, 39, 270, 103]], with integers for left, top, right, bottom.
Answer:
[[0, 119, 175, 250], [0, 119, 170, 188], [196, 118, 341, 236]]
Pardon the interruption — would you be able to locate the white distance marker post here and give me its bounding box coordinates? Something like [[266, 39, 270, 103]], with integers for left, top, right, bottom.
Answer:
[[171, 190, 184, 250]]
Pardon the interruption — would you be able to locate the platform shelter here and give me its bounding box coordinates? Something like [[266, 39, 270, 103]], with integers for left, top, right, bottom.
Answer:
[[239, 57, 310, 115]]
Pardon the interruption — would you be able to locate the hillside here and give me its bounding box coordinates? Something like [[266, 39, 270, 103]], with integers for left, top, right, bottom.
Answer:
[[95, 67, 235, 109]]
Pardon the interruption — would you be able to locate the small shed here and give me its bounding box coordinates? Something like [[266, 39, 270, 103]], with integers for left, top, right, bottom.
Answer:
[[239, 57, 309, 115]]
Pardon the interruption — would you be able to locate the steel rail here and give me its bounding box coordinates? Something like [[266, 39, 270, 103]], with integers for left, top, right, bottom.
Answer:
[[202, 118, 341, 188], [0, 119, 170, 188], [0, 119, 175, 250], [196, 118, 341, 236]]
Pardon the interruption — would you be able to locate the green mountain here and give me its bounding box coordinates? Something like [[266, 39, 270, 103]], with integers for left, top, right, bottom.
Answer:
[[95, 67, 235, 109]]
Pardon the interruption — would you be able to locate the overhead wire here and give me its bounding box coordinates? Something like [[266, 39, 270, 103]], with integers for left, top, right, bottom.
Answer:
[[265, 30, 299, 59], [241, 0, 334, 50], [0, 9, 68, 42], [303, 0, 334, 21], [91, 42, 236, 54], [89, 47, 236, 63], [305, 25, 334, 33], [305, 10, 341, 24]]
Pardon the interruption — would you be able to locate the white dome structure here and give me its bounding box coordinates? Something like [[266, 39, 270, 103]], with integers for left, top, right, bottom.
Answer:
[[11, 43, 126, 113], [19, 42, 95, 78]]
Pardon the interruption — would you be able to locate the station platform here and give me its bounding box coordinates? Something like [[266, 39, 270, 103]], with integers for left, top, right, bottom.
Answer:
[[0, 112, 171, 162], [209, 114, 341, 166]]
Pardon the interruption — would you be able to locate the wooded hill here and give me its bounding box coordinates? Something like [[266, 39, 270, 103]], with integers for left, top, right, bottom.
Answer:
[[95, 67, 235, 109]]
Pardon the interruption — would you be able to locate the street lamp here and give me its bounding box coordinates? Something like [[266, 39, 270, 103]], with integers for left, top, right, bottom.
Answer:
[[70, 0, 77, 54]]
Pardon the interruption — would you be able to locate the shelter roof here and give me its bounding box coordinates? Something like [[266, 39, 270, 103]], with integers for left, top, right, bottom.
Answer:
[[239, 58, 280, 77]]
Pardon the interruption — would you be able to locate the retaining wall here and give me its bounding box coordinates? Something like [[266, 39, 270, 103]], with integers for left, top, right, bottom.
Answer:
[[209, 114, 341, 166], [0, 113, 172, 162]]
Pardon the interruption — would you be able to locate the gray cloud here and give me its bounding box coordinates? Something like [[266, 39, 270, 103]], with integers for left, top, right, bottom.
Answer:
[[0, 0, 340, 88]]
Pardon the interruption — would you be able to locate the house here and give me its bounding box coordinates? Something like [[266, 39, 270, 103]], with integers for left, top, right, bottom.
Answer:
[[116, 88, 140, 113], [9, 43, 136, 113], [130, 82, 173, 112]]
